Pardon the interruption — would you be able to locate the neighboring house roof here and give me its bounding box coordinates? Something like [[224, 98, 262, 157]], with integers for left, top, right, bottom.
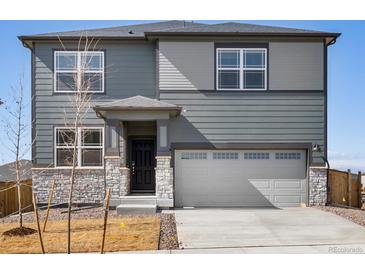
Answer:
[[93, 95, 182, 117], [19, 20, 340, 46], [0, 160, 32, 182]]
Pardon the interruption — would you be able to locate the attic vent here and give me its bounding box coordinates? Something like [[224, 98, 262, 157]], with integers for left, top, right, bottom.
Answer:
[[128, 30, 134, 34]]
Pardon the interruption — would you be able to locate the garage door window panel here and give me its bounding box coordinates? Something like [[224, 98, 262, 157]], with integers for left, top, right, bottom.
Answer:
[[244, 152, 270, 160], [181, 152, 207, 160], [213, 152, 238, 160], [275, 152, 301, 160]]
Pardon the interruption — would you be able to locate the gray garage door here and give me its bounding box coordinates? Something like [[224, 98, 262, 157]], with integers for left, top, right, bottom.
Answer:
[[175, 150, 307, 208]]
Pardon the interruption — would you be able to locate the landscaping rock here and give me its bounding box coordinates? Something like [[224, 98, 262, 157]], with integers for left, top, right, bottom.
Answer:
[[159, 213, 179, 250], [315, 206, 365, 227]]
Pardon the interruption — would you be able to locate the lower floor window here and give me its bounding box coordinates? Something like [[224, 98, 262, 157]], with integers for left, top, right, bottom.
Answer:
[[55, 127, 104, 167]]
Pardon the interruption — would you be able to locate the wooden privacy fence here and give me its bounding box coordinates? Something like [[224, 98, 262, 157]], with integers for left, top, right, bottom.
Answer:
[[328, 169, 362, 208], [0, 179, 33, 218]]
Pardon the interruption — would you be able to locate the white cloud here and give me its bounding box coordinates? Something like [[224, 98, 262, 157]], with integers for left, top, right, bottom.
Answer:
[[328, 150, 365, 172]]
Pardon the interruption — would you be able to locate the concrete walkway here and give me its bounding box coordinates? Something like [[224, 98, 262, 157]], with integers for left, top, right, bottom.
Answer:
[[172, 208, 365, 252]]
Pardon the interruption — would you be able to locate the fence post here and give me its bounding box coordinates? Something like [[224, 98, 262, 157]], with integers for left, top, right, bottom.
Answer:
[[358, 171, 362, 208], [347, 169, 352, 207], [327, 169, 331, 205]]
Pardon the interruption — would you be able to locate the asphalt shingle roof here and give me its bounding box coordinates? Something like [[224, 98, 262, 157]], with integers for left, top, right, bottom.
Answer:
[[19, 20, 340, 41], [93, 95, 181, 110], [0, 160, 32, 183], [20, 21, 205, 39], [149, 22, 323, 33]]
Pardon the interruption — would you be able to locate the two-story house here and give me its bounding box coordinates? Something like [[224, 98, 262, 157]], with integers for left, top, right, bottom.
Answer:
[[19, 21, 340, 212]]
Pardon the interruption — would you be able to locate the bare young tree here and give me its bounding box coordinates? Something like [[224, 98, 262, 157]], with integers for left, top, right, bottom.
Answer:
[[1, 75, 32, 229], [57, 35, 102, 253]]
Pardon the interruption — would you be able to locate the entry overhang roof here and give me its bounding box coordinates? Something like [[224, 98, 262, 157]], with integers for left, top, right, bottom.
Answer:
[[93, 95, 182, 118]]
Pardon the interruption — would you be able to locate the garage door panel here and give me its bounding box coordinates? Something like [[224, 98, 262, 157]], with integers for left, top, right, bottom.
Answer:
[[180, 193, 275, 207], [250, 180, 271, 189], [274, 180, 302, 189], [274, 195, 301, 203], [175, 150, 308, 208]]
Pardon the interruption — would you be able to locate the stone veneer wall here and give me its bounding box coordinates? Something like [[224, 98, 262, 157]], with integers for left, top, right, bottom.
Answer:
[[104, 157, 130, 199], [32, 157, 130, 204], [155, 156, 174, 208], [32, 168, 105, 204], [309, 167, 328, 206]]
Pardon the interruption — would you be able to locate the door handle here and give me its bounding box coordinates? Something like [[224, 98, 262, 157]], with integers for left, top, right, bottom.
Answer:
[[131, 161, 135, 175]]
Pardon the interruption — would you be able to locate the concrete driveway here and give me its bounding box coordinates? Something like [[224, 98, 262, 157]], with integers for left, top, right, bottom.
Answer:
[[173, 208, 365, 253]]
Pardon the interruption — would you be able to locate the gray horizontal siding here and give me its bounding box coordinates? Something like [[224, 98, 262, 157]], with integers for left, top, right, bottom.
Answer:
[[158, 40, 324, 92], [269, 42, 324, 90], [33, 41, 156, 165], [159, 41, 214, 90], [161, 90, 325, 163]]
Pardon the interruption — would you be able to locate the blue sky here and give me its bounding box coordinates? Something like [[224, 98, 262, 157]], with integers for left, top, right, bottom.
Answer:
[[0, 20, 364, 171]]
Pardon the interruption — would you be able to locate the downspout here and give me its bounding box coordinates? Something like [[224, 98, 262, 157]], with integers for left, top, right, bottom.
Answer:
[[324, 38, 331, 205], [323, 154, 330, 206]]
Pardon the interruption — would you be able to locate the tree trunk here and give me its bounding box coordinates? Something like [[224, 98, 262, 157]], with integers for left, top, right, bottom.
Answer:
[[16, 93, 23, 228], [67, 114, 79, 254], [16, 161, 22, 228]]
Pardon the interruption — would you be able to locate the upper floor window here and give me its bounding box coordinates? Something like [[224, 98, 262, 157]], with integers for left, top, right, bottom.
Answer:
[[54, 51, 104, 93], [216, 48, 267, 91]]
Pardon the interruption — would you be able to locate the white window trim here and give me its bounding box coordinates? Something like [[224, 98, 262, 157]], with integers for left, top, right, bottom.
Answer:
[[54, 126, 105, 169], [216, 48, 267, 91], [54, 51, 105, 93]]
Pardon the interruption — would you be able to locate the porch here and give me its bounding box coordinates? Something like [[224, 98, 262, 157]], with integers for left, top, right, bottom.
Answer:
[[93, 96, 182, 210]]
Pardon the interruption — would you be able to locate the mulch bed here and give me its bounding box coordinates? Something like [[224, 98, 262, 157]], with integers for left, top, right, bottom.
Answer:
[[2, 227, 37, 237], [315, 205, 365, 227], [159, 213, 179, 250]]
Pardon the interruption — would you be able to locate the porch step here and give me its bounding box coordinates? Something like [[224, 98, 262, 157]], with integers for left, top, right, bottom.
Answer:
[[116, 204, 157, 215], [119, 196, 157, 205], [116, 195, 157, 215]]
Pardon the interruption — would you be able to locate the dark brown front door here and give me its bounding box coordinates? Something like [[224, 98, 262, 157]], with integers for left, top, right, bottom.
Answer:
[[130, 139, 156, 193]]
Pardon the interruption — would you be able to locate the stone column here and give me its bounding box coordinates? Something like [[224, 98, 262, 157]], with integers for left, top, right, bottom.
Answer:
[[120, 167, 130, 196], [105, 119, 120, 156], [156, 119, 170, 156], [309, 167, 328, 206], [155, 156, 174, 208], [104, 120, 130, 206]]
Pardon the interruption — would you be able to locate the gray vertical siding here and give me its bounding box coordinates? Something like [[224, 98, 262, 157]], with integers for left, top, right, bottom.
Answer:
[[269, 42, 324, 90], [162, 91, 325, 164], [159, 41, 214, 90], [33, 41, 156, 165]]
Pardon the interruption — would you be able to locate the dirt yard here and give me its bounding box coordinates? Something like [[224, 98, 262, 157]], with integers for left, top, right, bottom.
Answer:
[[0, 216, 160, 254]]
